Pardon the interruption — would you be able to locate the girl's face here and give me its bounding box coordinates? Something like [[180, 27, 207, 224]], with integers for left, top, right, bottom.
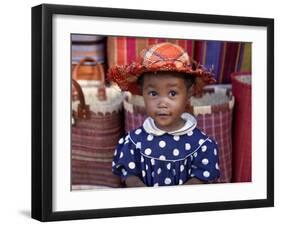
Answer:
[[142, 72, 190, 132]]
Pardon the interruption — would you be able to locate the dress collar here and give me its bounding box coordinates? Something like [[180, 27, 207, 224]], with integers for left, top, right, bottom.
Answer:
[[143, 113, 197, 136]]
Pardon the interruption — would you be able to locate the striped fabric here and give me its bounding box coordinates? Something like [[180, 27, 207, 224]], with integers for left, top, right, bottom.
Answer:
[[71, 34, 106, 64], [107, 37, 251, 84], [231, 72, 252, 182]]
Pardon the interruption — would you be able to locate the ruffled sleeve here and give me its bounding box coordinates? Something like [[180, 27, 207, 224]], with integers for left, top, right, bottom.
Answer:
[[190, 138, 220, 182], [112, 133, 142, 182]]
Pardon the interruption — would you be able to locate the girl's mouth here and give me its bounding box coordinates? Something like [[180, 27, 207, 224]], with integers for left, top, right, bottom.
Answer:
[[156, 113, 170, 118]]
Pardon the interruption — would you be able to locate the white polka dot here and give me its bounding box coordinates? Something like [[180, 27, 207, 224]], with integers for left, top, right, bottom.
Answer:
[[202, 158, 209, 165], [188, 169, 192, 175], [166, 163, 171, 170], [145, 148, 152, 155], [130, 149, 134, 155], [159, 140, 166, 148], [193, 152, 198, 158], [147, 134, 154, 141], [201, 145, 207, 152], [180, 165, 185, 172], [190, 155, 193, 161], [151, 158, 155, 165], [142, 170, 146, 177], [125, 140, 129, 144], [112, 161, 115, 167], [120, 152, 123, 158], [118, 138, 124, 144], [152, 171, 155, 177], [198, 139, 205, 145], [173, 135, 180, 141], [114, 149, 117, 156], [125, 135, 129, 141], [173, 169, 176, 175], [159, 155, 166, 160], [214, 148, 217, 156], [146, 164, 149, 170], [203, 171, 210, 178], [135, 129, 142, 135], [122, 169, 127, 176], [173, 149, 179, 156], [136, 142, 141, 149], [164, 178, 172, 185], [128, 162, 136, 169], [179, 179, 183, 185], [184, 159, 188, 165], [190, 173, 195, 177], [141, 156, 144, 162], [153, 183, 159, 187], [187, 131, 193, 136], [185, 143, 191, 150], [157, 168, 162, 174], [216, 163, 220, 170]]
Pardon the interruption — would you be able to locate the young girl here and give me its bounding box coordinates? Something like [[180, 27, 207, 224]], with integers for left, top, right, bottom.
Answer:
[[108, 42, 220, 187]]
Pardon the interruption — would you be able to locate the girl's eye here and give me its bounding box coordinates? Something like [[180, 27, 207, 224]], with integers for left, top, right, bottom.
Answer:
[[169, 91, 177, 97], [148, 91, 158, 96]]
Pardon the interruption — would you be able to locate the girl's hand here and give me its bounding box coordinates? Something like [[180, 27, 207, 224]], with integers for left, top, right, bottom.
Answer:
[[184, 177, 204, 185], [125, 176, 146, 187]]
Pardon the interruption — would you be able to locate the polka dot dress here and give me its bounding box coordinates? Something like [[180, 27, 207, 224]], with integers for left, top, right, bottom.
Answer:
[[112, 127, 220, 187]]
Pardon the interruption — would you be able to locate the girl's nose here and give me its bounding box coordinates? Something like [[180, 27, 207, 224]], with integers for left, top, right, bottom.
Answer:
[[157, 97, 168, 108]]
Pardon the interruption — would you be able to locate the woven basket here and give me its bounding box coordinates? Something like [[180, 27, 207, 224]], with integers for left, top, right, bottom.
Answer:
[[123, 86, 234, 183], [189, 86, 235, 183], [231, 72, 252, 182], [71, 34, 106, 82], [123, 92, 147, 132], [71, 60, 124, 188], [71, 35, 106, 64]]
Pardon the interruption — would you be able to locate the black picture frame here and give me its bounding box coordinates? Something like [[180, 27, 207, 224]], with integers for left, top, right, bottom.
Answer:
[[31, 3, 274, 222]]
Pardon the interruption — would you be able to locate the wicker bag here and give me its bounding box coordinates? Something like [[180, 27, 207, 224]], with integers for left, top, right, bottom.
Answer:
[[71, 35, 106, 82], [231, 72, 252, 182], [189, 86, 235, 183], [123, 92, 147, 132], [71, 60, 124, 188]]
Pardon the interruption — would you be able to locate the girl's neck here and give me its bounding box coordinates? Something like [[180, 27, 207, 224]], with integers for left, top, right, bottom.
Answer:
[[155, 118, 186, 132]]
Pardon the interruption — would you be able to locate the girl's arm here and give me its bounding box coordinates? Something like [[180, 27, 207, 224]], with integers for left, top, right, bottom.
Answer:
[[184, 177, 205, 185], [125, 176, 146, 187]]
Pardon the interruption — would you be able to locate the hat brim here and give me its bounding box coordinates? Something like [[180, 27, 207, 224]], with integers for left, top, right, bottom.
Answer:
[[108, 61, 216, 95]]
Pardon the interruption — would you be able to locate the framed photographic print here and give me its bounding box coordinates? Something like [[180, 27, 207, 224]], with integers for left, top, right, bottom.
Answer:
[[31, 4, 274, 222]]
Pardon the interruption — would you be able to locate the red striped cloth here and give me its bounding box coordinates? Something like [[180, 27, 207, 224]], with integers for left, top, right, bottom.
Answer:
[[231, 72, 252, 182]]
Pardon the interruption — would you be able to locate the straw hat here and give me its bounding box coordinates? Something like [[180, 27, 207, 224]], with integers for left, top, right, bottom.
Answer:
[[108, 42, 216, 95]]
